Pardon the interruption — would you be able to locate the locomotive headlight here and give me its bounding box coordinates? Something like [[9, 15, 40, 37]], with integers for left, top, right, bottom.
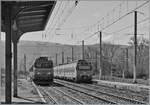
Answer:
[[36, 72, 40, 75], [47, 72, 51, 75]]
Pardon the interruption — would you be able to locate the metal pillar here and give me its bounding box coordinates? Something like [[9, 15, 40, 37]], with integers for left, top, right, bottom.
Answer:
[[67, 57, 69, 63], [5, 4, 12, 104], [13, 41, 18, 97], [133, 11, 137, 83], [0, 68, 3, 87], [71, 46, 74, 61], [62, 52, 64, 64], [0, 32, 2, 86], [99, 31, 102, 79], [24, 54, 27, 79], [82, 40, 84, 60], [95, 51, 97, 73], [126, 48, 128, 74], [122, 49, 125, 79], [55, 53, 57, 66]]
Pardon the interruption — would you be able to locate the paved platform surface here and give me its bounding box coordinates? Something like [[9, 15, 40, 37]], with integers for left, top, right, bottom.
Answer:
[[93, 79, 149, 92], [0, 79, 44, 104]]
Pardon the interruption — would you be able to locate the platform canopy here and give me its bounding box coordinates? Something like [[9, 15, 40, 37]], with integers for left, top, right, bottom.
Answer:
[[1, 1, 56, 34]]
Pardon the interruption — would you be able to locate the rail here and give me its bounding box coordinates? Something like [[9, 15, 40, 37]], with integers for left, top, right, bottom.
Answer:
[[55, 79, 146, 104]]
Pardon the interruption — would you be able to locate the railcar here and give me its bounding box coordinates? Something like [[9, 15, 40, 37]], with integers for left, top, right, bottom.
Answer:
[[30, 57, 53, 84], [54, 60, 92, 82]]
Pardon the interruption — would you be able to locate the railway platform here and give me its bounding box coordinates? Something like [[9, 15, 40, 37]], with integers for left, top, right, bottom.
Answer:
[[0, 79, 44, 104], [93, 79, 149, 93]]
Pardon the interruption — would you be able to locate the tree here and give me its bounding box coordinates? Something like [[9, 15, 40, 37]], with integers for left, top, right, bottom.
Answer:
[[85, 46, 99, 73], [128, 37, 149, 78], [102, 43, 119, 76], [115, 48, 127, 78]]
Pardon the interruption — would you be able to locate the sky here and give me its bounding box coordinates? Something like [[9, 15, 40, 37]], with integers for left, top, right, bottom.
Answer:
[[1, 0, 149, 45]]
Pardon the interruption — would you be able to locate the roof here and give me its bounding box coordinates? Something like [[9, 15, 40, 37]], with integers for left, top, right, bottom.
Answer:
[[1, 1, 56, 34]]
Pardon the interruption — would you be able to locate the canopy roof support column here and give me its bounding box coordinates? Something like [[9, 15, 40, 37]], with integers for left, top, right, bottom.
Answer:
[[12, 32, 19, 97], [5, 4, 12, 104]]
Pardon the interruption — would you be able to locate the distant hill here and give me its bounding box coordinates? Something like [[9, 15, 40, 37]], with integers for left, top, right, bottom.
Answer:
[[0, 40, 149, 79], [0, 40, 82, 71]]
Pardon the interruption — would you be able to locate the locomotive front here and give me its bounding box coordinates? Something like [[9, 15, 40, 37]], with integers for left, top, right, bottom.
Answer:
[[76, 60, 92, 82], [33, 57, 53, 84]]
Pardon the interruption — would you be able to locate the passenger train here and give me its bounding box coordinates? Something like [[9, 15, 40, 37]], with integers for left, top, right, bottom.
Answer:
[[29, 57, 54, 84], [54, 59, 93, 82]]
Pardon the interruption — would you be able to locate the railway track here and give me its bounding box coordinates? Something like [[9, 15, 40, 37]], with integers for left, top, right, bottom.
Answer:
[[39, 87, 59, 104], [55, 79, 146, 104], [54, 80, 116, 104], [83, 83, 147, 102], [32, 81, 85, 104], [54, 84, 113, 104], [32, 81, 58, 104], [42, 86, 85, 104], [51, 86, 85, 104]]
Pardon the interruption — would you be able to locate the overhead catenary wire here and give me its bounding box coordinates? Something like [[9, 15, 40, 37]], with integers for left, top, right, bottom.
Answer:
[[51, 0, 148, 33], [46, 1, 78, 39], [103, 18, 149, 36], [73, 0, 149, 45], [57, 1, 79, 29], [45, 1, 63, 36], [80, 17, 149, 45], [44, 0, 149, 46], [97, 0, 149, 30], [51, 1, 69, 31]]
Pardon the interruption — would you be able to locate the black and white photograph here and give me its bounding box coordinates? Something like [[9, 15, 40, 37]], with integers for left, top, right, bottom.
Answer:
[[0, 0, 149, 104]]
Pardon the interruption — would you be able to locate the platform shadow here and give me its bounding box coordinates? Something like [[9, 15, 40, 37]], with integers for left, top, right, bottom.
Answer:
[[1, 102, 45, 104], [1, 96, 45, 104], [14, 96, 45, 104]]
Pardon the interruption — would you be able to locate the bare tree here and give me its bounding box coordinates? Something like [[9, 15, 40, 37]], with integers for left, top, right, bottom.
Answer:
[[102, 42, 119, 77], [128, 37, 149, 78], [115, 49, 126, 78]]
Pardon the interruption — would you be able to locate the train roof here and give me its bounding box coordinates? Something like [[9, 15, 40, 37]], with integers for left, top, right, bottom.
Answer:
[[35, 56, 52, 61], [56, 59, 90, 66], [36, 56, 48, 60], [71, 59, 89, 63]]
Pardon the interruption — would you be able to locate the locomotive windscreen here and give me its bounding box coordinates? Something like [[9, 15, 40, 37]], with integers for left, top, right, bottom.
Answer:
[[35, 62, 53, 68], [34, 57, 53, 68], [78, 60, 89, 65], [78, 66, 91, 70], [77, 60, 91, 70]]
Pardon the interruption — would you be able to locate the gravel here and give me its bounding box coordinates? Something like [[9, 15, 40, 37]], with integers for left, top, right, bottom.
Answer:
[[55, 86, 108, 104], [40, 86, 80, 104], [55, 79, 146, 104], [83, 83, 148, 102]]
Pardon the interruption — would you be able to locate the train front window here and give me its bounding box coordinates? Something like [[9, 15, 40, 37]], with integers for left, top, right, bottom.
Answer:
[[77, 60, 91, 70], [78, 66, 91, 70], [35, 62, 53, 68]]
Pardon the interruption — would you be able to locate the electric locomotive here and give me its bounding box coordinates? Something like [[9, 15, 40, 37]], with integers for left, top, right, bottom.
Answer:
[[54, 59, 92, 82], [30, 57, 54, 84]]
